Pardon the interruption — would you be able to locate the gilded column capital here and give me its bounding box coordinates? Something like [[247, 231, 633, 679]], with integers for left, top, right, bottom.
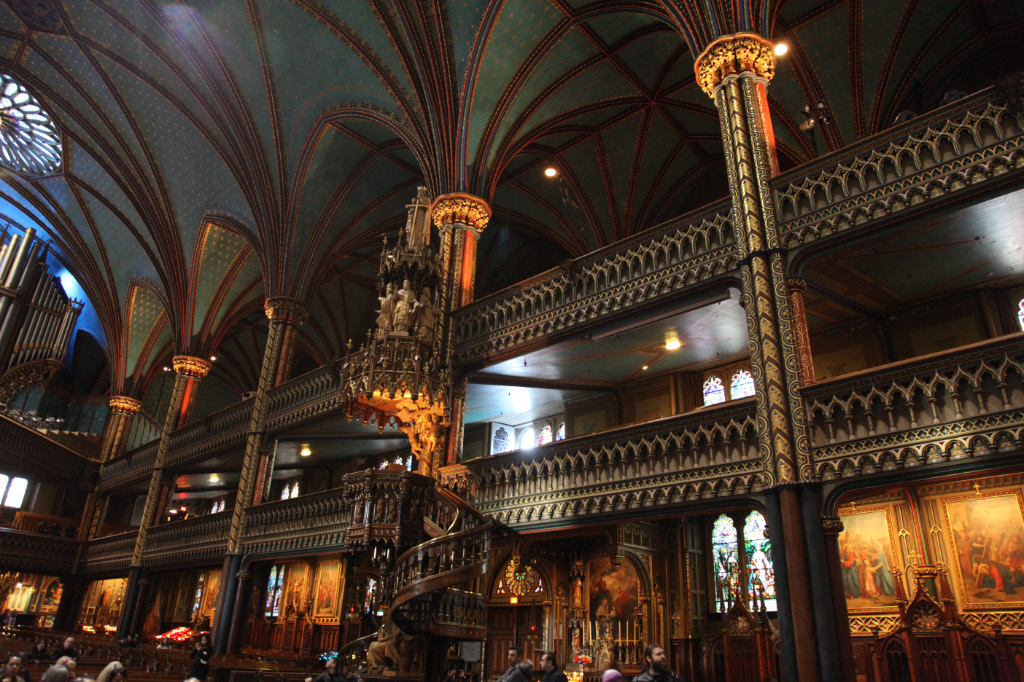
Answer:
[[236, 571, 252, 581], [694, 32, 776, 97], [822, 516, 844, 535], [430, 193, 491, 232], [265, 296, 309, 325], [172, 355, 211, 379], [108, 395, 142, 415], [787, 277, 808, 294]]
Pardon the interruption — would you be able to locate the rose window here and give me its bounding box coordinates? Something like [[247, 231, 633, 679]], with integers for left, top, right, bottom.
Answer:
[[0, 73, 62, 177]]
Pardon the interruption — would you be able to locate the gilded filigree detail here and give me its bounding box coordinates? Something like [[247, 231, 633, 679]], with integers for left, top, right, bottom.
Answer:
[[694, 33, 776, 97], [431, 193, 491, 232], [172, 355, 211, 379], [264, 296, 309, 325], [108, 395, 142, 415]]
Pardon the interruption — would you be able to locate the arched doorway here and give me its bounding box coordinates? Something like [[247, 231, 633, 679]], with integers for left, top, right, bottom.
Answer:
[[486, 552, 551, 675]]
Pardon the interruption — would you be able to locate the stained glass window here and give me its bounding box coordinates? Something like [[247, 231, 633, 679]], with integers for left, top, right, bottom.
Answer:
[[730, 369, 755, 399], [538, 425, 552, 445], [556, 422, 565, 441], [0, 73, 62, 177], [265, 566, 284, 617], [743, 511, 776, 611], [703, 376, 725, 406], [3, 476, 27, 507], [712, 514, 738, 612], [1018, 299, 1024, 331], [191, 572, 205, 619], [363, 578, 377, 613], [492, 427, 510, 454]]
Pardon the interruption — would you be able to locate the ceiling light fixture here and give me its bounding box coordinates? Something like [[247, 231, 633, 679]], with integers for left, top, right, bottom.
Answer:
[[210, 355, 216, 361], [544, 167, 558, 177], [300, 446, 312, 457], [665, 332, 681, 351], [774, 43, 788, 56], [642, 365, 649, 370], [209, 474, 220, 483]]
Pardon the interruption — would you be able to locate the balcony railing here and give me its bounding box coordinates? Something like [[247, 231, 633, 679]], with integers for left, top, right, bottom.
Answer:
[[803, 333, 1024, 479], [775, 83, 1024, 248], [141, 511, 231, 567], [0, 528, 78, 574], [440, 399, 761, 527], [0, 415, 98, 485], [79, 530, 137, 574]]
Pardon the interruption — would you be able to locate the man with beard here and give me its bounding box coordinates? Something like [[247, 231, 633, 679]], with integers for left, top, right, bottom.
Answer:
[[632, 644, 681, 682]]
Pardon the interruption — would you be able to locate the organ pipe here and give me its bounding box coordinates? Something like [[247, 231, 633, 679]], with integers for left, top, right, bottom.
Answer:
[[0, 229, 83, 371]]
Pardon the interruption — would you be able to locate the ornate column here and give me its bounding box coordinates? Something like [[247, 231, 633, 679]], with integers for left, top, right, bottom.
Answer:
[[695, 33, 818, 682], [226, 297, 307, 553], [431, 194, 490, 470], [131, 356, 210, 567], [786, 278, 815, 385], [821, 517, 856, 682], [82, 396, 143, 541], [225, 570, 253, 654]]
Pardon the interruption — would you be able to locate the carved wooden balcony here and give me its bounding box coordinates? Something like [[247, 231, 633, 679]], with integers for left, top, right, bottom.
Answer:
[[440, 401, 761, 528], [80, 530, 138, 575], [803, 333, 1024, 480], [775, 83, 1024, 248], [0, 528, 78, 574], [140, 511, 231, 567], [343, 470, 435, 549], [0, 415, 98, 486]]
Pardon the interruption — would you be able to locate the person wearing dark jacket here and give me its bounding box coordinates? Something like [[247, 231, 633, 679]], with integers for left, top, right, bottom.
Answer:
[[308, 658, 345, 682], [53, 638, 77, 662], [632, 644, 681, 682], [189, 635, 212, 681], [540, 654, 567, 682], [498, 648, 527, 682]]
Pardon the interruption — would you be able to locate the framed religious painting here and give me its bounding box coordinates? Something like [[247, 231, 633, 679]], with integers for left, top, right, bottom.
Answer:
[[943, 490, 1024, 609], [283, 564, 308, 616], [837, 506, 902, 613], [313, 560, 342, 621]]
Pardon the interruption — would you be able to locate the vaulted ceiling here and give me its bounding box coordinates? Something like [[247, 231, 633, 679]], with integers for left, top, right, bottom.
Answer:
[[1, 0, 1020, 420]]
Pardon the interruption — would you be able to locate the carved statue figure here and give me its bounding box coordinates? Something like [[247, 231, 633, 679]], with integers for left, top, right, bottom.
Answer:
[[376, 282, 396, 338], [393, 280, 417, 333], [406, 186, 432, 250], [367, 623, 419, 673], [413, 288, 442, 344]]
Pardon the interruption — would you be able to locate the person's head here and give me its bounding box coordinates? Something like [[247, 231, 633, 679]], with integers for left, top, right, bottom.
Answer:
[[42, 666, 70, 682], [62, 638, 74, 650], [540, 653, 556, 673], [55, 658, 76, 674], [506, 647, 522, 668], [602, 671, 623, 682], [515, 660, 533, 677], [643, 644, 667, 674], [97, 662, 126, 682], [34, 641, 47, 652], [325, 658, 337, 673], [5, 655, 22, 677], [198, 635, 209, 647]]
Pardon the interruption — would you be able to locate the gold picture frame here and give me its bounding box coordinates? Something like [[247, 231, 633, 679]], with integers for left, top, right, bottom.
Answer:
[[943, 489, 1024, 610], [313, 560, 342, 621], [837, 506, 902, 613]]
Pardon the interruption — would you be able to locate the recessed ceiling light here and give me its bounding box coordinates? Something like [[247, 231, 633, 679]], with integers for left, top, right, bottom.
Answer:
[[642, 365, 649, 370], [774, 43, 788, 56], [665, 340, 681, 350], [209, 474, 220, 483], [300, 446, 312, 457], [544, 167, 558, 177]]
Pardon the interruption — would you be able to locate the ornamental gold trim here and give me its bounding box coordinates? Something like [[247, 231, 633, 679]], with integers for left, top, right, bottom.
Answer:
[[264, 296, 309, 325], [694, 33, 775, 97], [108, 396, 142, 415], [430, 193, 491, 232], [172, 355, 211, 379]]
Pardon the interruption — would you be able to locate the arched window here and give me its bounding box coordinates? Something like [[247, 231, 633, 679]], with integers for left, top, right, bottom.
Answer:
[[363, 578, 377, 614], [493, 556, 545, 599], [556, 423, 565, 441], [191, 572, 205, 619], [492, 426, 511, 454], [538, 425, 552, 445], [519, 427, 536, 449], [730, 369, 755, 399], [743, 511, 776, 611], [703, 376, 726, 406], [712, 514, 739, 613], [265, 566, 284, 617], [1018, 298, 1024, 331]]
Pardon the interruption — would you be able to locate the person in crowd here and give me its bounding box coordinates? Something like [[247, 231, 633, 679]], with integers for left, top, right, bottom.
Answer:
[[95, 662, 126, 682], [2, 655, 25, 682], [540, 653, 567, 682], [498, 648, 527, 682], [41, 666, 70, 682], [603, 671, 624, 682], [189, 635, 212, 682], [306, 657, 345, 682], [632, 645, 681, 682], [54, 638, 77, 662], [53, 659, 76, 676], [515, 659, 534, 682], [28, 641, 49, 663], [342, 667, 362, 682]]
